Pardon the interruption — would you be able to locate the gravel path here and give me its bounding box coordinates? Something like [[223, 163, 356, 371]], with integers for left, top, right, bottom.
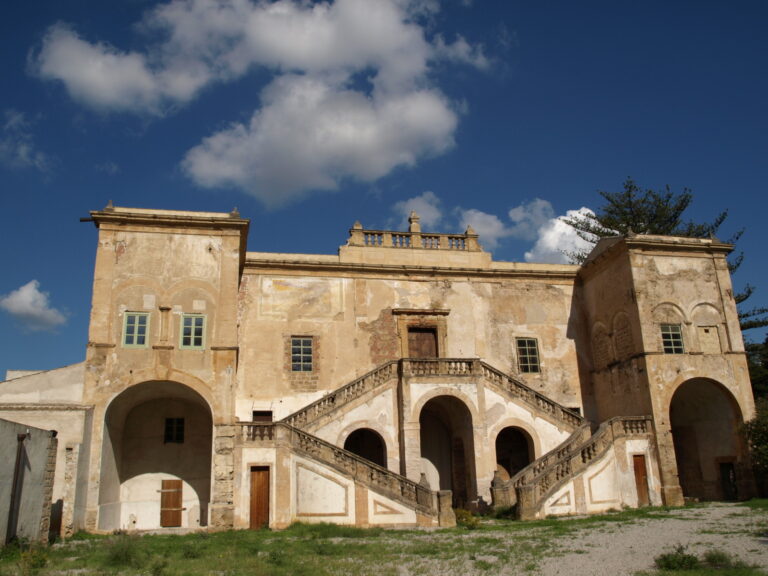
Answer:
[[536, 503, 768, 575]]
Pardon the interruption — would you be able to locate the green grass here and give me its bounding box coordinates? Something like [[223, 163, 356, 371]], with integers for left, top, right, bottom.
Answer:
[[0, 502, 765, 576]]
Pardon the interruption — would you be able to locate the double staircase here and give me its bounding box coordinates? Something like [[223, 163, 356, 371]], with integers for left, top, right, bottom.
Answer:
[[239, 358, 650, 523]]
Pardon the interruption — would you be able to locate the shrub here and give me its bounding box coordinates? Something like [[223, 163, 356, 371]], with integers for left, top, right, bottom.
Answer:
[[654, 545, 700, 571], [455, 508, 481, 530], [103, 534, 146, 568]]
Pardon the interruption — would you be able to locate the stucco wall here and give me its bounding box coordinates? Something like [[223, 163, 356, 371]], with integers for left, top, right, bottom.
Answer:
[[0, 419, 58, 543]]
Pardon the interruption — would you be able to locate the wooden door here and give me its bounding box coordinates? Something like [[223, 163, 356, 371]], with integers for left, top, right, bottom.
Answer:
[[250, 467, 270, 530], [408, 327, 438, 357], [160, 479, 183, 527], [633, 455, 650, 507]]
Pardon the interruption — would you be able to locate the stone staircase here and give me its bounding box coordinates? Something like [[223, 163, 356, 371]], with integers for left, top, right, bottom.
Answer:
[[491, 415, 655, 519], [239, 421, 452, 524], [282, 358, 584, 434]]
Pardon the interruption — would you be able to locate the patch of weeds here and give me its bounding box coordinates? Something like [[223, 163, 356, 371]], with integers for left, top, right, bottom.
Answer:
[[655, 545, 700, 570], [149, 557, 169, 576], [455, 509, 481, 530], [180, 542, 204, 559], [475, 559, 494, 570], [741, 499, 768, 511], [17, 544, 48, 576], [103, 533, 146, 568], [702, 549, 745, 569], [492, 505, 517, 519], [284, 522, 383, 539]]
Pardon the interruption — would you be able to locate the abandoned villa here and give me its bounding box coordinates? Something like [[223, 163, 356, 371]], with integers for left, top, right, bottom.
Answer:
[[0, 205, 757, 539]]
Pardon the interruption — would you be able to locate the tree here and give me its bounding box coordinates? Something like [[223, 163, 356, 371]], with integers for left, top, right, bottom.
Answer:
[[744, 398, 768, 495], [747, 335, 768, 400], [564, 178, 768, 333]]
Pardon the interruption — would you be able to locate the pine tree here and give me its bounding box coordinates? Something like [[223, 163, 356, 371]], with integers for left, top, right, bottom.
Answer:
[[564, 178, 767, 332]]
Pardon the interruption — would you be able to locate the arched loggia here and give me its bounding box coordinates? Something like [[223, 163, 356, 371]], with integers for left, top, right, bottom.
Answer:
[[669, 379, 747, 501], [99, 381, 212, 531]]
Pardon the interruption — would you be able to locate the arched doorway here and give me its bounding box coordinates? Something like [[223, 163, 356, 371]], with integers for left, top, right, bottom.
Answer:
[[99, 381, 212, 531], [669, 379, 745, 501], [344, 429, 387, 468], [495, 427, 534, 481], [419, 396, 476, 508]]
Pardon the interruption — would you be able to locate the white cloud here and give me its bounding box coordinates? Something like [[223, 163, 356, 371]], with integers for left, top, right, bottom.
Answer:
[[0, 280, 67, 332], [33, 24, 165, 114], [507, 198, 555, 241], [457, 208, 509, 249], [31, 0, 487, 203], [0, 110, 51, 171], [182, 75, 457, 205], [524, 207, 595, 264], [433, 34, 489, 70], [392, 191, 443, 229]]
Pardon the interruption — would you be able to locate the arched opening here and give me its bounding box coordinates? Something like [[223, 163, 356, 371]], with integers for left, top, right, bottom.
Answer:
[[344, 428, 387, 468], [99, 381, 212, 531], [669, 379, 745, 501], [495, 427, 534, 481], [419, 396, 476, 508]]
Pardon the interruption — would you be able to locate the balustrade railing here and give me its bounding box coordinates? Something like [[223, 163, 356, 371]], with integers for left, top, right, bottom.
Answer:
[[238, 421, 437, 515], [348, 226, 480, 252], [493, 416, 654, 518], [479, 362, 583, 429], [282, 361, 398, 429]]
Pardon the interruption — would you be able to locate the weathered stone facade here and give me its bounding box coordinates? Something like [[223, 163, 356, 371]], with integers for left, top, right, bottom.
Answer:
[[0, 206, 756, 533]]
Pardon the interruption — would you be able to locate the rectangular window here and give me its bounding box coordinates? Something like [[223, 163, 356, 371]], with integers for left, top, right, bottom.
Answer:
[[661, 324, 685, 354], [291, 337, 313, 372], [164, 417, 184, 443], [516, 338, 540, 373], [252, 411, 273, 422], [123, 312, 150, 348], [180, 314, 205, 349]]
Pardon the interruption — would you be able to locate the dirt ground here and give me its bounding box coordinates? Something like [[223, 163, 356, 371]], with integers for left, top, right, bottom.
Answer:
[[535, 503, 768, 576]]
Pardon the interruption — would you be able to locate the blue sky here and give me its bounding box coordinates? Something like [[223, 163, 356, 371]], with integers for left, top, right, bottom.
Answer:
[[1, 0, 766, 377]]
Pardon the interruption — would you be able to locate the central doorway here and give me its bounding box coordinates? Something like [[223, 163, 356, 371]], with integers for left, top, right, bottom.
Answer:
[[408, 327, 438, 357], [419, 396, 476, 507]]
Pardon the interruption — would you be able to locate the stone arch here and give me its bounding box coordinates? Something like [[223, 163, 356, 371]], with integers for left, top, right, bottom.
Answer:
[[487, 418, 541, 461], [493, 426, 535, 482], [409, 387, 480, 426], [668, 378, 748, 501], [418, 395, 477, 508], [343, 428, 388, 468], [338, 422, 395, 469], [99, 380, 213, 531]]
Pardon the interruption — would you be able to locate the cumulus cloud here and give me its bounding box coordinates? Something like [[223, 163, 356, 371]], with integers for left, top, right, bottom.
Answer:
[[0, 110, 51, 171], [507, 198, 555, 240], [392, 191, 443, 229], [455, 198, 555, 249], [182, 75, 457, 205], [0, 280, 67, 332], [524, 207, 595, 264], [457, 208, 508, 249], [30, 0, 487, 203]]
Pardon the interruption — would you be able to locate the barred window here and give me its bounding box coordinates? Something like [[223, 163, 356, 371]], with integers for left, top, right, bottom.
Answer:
[[164, 418, 184, 443], [123, 312, 149, 348], [516, 338, 540, 373], [661, 324, 684, 354], [180, 314, 205, 349], [291, 337, 313, 372]]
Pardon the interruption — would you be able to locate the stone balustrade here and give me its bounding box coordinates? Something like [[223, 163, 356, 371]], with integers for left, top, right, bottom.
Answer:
[[282, 361, 399, 429], [478, 362, 584, 429], [238, 421, 438, 516], [493, 415, 655, 519], [348, 223, 480, 252]]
